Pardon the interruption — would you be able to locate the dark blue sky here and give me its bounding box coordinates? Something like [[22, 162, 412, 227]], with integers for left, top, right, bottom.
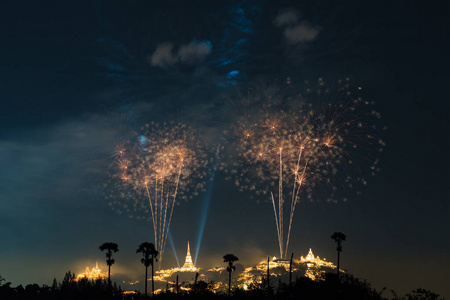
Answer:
[[1, 1, 449, 298]]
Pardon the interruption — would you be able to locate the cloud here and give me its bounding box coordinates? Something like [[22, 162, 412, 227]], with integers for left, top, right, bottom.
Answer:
[[178, 41, 212, 64], [273, 10, 299, 27], [0, 112, 128, 224], [149, 41, 212, 68], [0, 112, 128, 286], [283, 22, 320, 44], [149, 43, 177, 67], [273, 9, 320, 45]]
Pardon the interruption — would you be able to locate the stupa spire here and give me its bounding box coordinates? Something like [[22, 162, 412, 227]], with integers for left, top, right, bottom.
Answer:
[[306, 248, 315, 261], [181, 241, 196, 270]]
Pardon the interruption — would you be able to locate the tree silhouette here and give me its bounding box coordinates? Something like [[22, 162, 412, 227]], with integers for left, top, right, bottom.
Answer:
[[99, 242, 119, 289], [289, 252, 294, 286], [331, 232, 346, 280], [404, 288, 445, 300], [136, 242, 158, 296], [223, 253, 239, 297]]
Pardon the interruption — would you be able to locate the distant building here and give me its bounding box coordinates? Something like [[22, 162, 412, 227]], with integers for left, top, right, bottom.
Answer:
[[180, 241, 197, 271], [299, 248, 336, 280], [154, 241, 199, 283], [238, 248, 337, 284], [76, 262, 108, 280]]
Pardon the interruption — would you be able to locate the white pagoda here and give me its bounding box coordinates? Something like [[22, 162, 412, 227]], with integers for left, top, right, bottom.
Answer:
[[180, 241, 197, 271], [77, 262, 108, 280], [154, 241, 199, 282]]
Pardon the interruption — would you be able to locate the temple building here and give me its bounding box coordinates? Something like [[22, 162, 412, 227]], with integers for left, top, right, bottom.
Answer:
[[180, 241, 197, 271], [237, 248, 337, 284], [77, 262, 108, 280], [154, 241, 199, 282], [300, 248, 336, 280], [300, 248, 335, 268]]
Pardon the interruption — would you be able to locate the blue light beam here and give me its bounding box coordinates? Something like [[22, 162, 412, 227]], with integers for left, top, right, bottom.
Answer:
[[194, 168, 217, 265], [168, 231, 180, 268]]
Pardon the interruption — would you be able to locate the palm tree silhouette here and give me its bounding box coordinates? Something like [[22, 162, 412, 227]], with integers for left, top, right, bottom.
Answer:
[[223, 254, 239, 297], [99, 242, 119, 289], [331, 232, 346, 280], [136, 242, 158, 296]]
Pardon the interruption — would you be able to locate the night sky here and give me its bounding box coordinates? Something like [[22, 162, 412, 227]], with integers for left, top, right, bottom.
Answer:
[[1, 1, 449, 298]]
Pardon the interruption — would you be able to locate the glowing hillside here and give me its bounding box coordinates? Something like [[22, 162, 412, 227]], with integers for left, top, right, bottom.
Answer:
[[76, 262, 108, 281], [151, 248, 338, 293]]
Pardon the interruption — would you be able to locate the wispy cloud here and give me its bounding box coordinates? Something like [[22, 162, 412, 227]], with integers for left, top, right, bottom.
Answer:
[[274, 9, 320, 44], [178, 41, 213, 64], [149, 41, 212, 68], [284, 22, 320, 44], [273, 10, 299, 27], [149, 43, 177, 67], [0, 113, 123, 216]]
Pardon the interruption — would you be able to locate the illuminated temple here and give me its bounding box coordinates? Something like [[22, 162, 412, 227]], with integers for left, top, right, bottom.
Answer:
[[236, 248, 337, 285], [154, 241, 199, 282], [77, 262, 108, 280], [299, 248, 337, 280], [180, 241, 197, 271]]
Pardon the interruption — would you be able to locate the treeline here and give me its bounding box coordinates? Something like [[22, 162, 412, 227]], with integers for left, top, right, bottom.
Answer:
[[0, 272, 122, 300], [0, 272, 445, 300]]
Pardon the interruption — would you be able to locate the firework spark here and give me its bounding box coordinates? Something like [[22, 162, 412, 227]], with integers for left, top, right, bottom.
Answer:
[[106, 122, 210, 263], [223, 79, 384, 259]]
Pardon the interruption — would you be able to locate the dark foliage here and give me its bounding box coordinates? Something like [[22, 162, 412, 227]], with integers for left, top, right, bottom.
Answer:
[[224, 253, 239, 297], [136, 242, 158, 296], [0, 271, 124, 300], [99, 242, 119, 288], [0, 272, 445, 300]]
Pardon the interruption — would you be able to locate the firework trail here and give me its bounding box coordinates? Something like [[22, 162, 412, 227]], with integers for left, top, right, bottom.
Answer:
[[223, 78, 385, 259], [106, 122, 210, 263]]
